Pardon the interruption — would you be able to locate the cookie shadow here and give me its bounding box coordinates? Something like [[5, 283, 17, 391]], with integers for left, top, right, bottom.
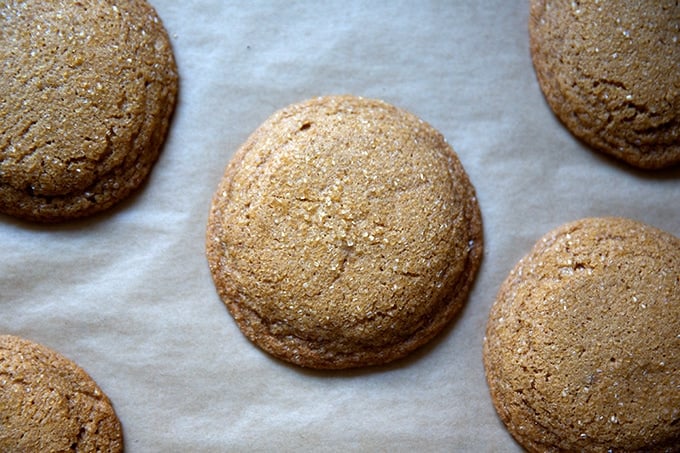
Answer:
[[0, 183, 151, 232], [581, 141, 680, 179]]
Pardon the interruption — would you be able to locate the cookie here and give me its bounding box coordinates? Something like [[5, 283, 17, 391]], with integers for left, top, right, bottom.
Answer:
[[0, 0, 178, 222], [0, 335, 123, 451], [483, 217, 680, 452], [529, 0, 680, 169], [206, 95, 483, 369]]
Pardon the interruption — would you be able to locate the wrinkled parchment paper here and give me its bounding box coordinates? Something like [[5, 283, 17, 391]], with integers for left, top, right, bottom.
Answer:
[[2, 1, 678, 451]]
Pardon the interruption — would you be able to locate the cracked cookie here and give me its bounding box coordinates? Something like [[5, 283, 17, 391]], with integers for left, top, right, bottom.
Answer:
[[0, 0, 178, 222], [483, 217, 680, 452], [206, 95, 483, 369], [0, 334, 123, 451], [529, 0, 680, 169]]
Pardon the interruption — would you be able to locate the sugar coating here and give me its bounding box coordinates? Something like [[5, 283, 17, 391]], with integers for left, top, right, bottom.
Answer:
[[529, 0, 680, 169], [0, 0, 178, 221], [484, 217, 680, 452], [206, 95, 483, 369], [0, 335, 123, 451]]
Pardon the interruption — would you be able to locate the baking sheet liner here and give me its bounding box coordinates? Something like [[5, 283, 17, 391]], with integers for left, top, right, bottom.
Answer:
[[2, 1, 678, 451]]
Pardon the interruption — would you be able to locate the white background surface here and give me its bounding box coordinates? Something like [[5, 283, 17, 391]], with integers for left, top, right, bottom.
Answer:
[[2, 1, 679, 451]]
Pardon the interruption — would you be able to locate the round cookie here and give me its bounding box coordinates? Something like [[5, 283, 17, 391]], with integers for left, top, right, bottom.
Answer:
[[529, 0, 680, 169], [0, 335, 123, 451], [483, 217, 680, 452], [206, 95, 483, 369], [0, 0, 178, 222]]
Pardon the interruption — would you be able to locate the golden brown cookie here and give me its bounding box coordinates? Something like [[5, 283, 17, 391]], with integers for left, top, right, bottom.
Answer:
[[0, 0, 178, 222], [0, 335, 123, 451], [529, 0, 680, 169], [483, 217, 680, 452], [206, 95, 483, 369]]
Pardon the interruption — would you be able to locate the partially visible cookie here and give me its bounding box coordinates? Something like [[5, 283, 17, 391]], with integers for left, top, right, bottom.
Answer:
[[0, 335, 123, 451], [529, 0, 680, 169], [483, 217, 680, 452], [0, 0, 178, 222], [206, 95, 483, 369]]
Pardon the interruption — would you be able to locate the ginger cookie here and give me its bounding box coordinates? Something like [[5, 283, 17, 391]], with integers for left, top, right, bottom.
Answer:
[[206, 95, 483, 369], [0, 335, 123, 451], [0, 0, 178, 222], [529, 0, 680, 169], [483, 217, 680, 452]]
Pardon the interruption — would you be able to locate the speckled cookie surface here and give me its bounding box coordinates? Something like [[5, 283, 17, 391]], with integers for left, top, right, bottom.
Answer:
[[529, 0, 680, 169], [206, 95, 483, 369], [0, 0, 178, 222], [483, 217, 680, 452], [0, 335, 123, 451]]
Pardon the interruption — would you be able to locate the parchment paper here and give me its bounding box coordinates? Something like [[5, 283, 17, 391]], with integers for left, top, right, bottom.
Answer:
[[2, 1, 678, 451]]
